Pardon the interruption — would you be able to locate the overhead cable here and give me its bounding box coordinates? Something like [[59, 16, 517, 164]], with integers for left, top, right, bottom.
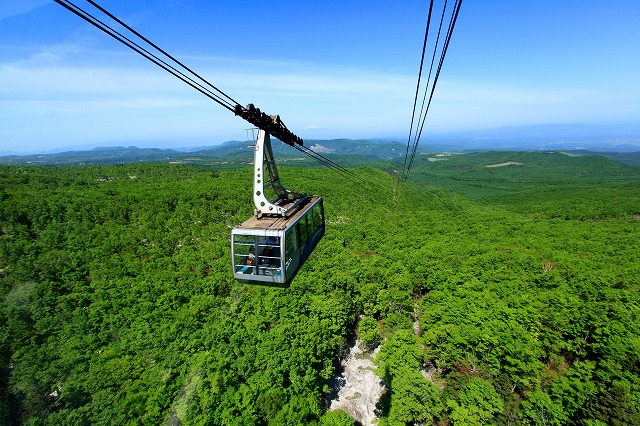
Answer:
[[293, 144, 368, 185], [54, 0, 370, 183], [403, 0, 434, 182], [54, 0, 237, 112], [407, 0, 462, 175], [402, 0, 462, 182], [406, 0, 454, 178], [85, 0, 239, 109]]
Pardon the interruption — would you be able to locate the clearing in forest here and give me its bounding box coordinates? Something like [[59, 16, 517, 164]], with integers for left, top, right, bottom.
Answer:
[[485, 161, 524, 168], [328, 340, 384, 425]]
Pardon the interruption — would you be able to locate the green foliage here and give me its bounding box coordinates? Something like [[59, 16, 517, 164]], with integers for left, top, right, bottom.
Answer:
[[447, 377, 503, 425], [521, 389, 568, 426], [383, 368, 443, 426], [318, 409, 354, 426], [1, 151, 639, 425], [357, 316, 380, 347]]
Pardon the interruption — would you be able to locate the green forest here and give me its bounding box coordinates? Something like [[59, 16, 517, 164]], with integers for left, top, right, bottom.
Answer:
[[1, 151, 639, 425]]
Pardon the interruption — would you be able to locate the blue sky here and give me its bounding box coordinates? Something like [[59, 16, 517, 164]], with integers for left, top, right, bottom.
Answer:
[[1, 0, 639, 154]]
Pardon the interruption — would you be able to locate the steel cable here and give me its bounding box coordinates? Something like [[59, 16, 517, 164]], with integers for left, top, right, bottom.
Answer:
[[54, 0, 237, 112], [85, 0, 239, 109], [406, 0, 453, 178], [54, 0, 382, 184], [402, 0, 434, 182], [402, 0, 463, 182]]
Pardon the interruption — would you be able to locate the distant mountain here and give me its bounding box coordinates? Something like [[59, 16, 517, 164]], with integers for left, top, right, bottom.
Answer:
[[0, 146, 185, 166], [0, 139, 408, 166], [194, 138, 406, 158], [2, 124, 640, 166], [438, 123, 640, 138], [429, 123, 640, 152]]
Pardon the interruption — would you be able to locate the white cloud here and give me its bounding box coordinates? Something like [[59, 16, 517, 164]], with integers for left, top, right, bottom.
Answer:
[[4, 48, 638, 153], [420, 78, 640, 132], [23, 42, 86, 66], [0, 56, 418, 150], [0, 62, 191, 98]]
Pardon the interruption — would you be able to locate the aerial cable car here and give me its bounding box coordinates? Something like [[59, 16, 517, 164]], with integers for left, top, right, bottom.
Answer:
[[231, 116, 325, 285], [51, 1, 325, 285]]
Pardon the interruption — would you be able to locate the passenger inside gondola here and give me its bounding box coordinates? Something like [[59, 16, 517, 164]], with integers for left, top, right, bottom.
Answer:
[[238, 236, 281, 276]]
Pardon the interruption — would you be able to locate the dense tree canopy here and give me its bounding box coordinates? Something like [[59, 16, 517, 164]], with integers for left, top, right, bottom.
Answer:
[[1, 151, 639, 425]]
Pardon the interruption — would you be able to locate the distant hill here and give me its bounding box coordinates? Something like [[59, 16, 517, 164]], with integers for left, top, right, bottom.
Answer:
[[3, 123, 640, 166], [0, 138, 408, 166], [429, 123, 640, 152], [0, 146, 185, 166]]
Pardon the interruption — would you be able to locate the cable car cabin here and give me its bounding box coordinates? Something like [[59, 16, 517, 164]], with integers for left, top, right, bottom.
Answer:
[[232, 196, 324, 285], [231, 127, 323, 285]]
